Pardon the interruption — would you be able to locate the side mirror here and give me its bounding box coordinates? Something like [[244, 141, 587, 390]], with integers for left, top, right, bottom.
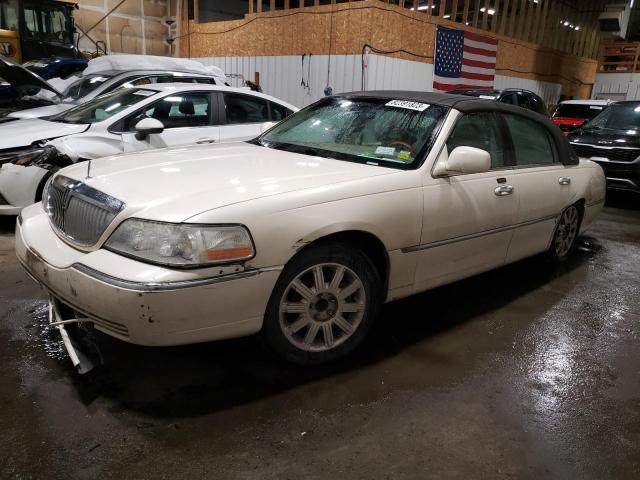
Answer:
[[434, 146, 491, 176], [134, 118, 164, 140]]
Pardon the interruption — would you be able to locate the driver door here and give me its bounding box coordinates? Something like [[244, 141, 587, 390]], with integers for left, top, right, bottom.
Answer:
[[120, 91, 220, 152], [413, 112, 520, 292]]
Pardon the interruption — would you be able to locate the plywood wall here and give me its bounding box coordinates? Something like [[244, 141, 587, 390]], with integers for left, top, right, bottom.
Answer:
[[75, 0, 171, 56], [178, 0, 598, 97]]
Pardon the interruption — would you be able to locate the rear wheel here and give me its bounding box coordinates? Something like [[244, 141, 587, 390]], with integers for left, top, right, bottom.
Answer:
[[547, 204, 581, 263], [262, 243, 381, 365]]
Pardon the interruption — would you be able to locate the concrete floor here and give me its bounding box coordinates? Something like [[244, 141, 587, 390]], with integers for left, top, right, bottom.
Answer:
[[1, 193, 639, 480]]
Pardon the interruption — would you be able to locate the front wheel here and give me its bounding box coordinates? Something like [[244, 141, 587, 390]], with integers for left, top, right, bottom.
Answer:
[[547, 204, 581, 263], [262, 243, 381, 365]]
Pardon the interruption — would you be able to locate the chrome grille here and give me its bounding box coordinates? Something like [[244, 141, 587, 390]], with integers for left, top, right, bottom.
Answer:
[[44, 175, 125, 247], [571, 144, 640, 163]]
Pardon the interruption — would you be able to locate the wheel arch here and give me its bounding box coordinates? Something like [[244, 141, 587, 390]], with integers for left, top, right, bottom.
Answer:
[[286, 229, 390, 298]]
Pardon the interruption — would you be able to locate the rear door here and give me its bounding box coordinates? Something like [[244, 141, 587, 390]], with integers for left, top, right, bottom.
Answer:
[[119, 91, 221, 151], [501, 113, 571, 263], [218, 92, 290, 142]]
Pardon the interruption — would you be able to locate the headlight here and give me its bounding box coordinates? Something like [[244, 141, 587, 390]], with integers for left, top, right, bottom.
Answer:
[[1, 145, 57, 167], [105, 219, 255, 267]]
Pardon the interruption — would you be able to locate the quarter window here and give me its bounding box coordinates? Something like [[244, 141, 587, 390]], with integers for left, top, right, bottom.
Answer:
[[224, 93, 270, 124], [446, 113, 505, 169], [270, 102, 293, 121], [504, 114, 555, 166]]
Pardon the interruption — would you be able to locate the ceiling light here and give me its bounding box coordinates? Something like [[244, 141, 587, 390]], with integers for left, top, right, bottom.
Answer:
[[480, 7, 496, 15], [564, 20, 570, 26], [443, 14, 451, 19]]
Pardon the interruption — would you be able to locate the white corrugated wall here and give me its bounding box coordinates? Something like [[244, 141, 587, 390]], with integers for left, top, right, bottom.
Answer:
[[592, 73, 640, 101], [198, 54, 561, 108]]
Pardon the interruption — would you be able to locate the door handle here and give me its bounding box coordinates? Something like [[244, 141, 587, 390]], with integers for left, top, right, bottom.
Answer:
[[494, 185, 514, 196], [196, 138, 216, 144], [558, 177, 571, 185]]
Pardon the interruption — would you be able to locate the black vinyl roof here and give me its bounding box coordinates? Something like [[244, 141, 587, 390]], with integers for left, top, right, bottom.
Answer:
[[336, 90, 579, 166]]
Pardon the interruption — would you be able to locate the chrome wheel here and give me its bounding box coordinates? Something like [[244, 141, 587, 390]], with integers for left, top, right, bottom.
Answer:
[[554, 206, 579, 258], [279, 263, 366, 352]]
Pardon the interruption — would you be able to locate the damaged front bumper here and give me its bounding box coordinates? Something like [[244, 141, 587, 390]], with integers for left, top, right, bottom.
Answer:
[[48, 296, 97, 374], [15, 205, 281, 372]]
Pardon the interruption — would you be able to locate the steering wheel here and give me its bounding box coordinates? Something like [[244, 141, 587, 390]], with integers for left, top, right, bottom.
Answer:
[[388, 140, 414, 151]]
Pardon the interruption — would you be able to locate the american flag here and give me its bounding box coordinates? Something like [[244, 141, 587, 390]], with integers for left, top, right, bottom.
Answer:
[[433, 26, 497, 92]]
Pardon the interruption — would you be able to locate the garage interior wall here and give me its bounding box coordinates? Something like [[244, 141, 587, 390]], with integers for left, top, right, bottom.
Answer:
[[199, 54, 562, 108], [177, 0, 600, 105], [74, 0, 173, 56]]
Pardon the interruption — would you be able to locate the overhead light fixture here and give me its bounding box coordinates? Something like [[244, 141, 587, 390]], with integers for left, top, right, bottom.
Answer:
[[574, 25, 580, 31], [480, 7, 496, 15], [410, 4, 435, 10], [564, 20, 570, 26], [443, 14, 451, 19]]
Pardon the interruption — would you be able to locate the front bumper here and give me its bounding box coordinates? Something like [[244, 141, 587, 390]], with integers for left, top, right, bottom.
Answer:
[[593, 160, 640, 193], [16, 205, 281, 346]]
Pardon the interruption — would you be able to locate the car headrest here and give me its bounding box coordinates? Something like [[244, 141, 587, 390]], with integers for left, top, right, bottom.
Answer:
[[179, 100, 195, 115]]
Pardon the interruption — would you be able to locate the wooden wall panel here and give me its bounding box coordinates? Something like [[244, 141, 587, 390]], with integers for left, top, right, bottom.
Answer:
[[181, 0, 599, 97], [498, 0, 510, 35]]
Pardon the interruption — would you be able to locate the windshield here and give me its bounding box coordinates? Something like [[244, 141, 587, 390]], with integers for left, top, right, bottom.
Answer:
[[257, 97, 448, 168], [50, 88, 157, 124], [62, 73, 115, 101], [585, 104, 640, 131], [553, 103, 606, 120]]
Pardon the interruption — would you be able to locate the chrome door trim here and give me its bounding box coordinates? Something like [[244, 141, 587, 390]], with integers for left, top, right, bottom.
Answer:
[[401, 213, 559, 253]]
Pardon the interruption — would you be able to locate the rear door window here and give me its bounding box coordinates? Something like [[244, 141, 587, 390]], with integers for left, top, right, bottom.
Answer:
[[223, 93, 270, 124], [504, 114, 556, 166]]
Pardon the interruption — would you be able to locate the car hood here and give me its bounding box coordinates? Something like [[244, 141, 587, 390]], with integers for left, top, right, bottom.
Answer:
[[0, 119, 89, 149], [567, 127, 640, 148], [0, 56, 62, 97], [7, 103, 74, 119], [60, 143, 399, 222]]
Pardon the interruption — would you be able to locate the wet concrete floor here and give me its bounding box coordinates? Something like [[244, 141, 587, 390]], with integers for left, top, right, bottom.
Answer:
[[1, 193, 639, 479]]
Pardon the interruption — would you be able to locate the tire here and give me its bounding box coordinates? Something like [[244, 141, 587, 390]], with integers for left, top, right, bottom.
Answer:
[[262, 242, 382, 365], [547, 203, 582, 264], [34, 172, 53, 203]]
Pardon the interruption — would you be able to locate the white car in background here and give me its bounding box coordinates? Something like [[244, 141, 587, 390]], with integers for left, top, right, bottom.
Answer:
[[0, 83, 297, 214], [0, 54, 229, 120], [16, 92, 606, 372]]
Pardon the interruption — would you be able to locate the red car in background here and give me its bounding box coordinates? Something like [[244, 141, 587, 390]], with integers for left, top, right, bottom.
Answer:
[[552, 100, 611, 134]]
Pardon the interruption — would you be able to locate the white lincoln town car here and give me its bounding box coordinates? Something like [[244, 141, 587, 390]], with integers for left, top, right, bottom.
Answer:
[[16, 91, 606, 371]]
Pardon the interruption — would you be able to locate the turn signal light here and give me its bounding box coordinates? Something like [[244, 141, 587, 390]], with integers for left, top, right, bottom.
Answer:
[[207, 246, 254, 261]]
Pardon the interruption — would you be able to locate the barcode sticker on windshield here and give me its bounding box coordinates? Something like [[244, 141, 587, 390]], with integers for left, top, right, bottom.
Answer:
[[386, 100, 430, 111]]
